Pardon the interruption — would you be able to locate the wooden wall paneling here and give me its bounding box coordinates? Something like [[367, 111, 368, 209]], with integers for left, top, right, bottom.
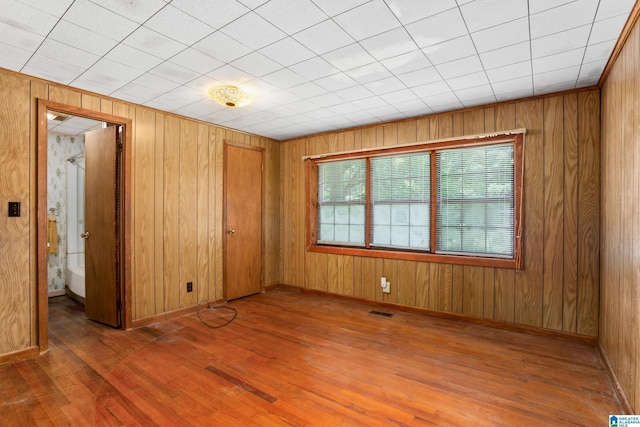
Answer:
[[576, 90, 600, 336], [483, 107, 496, 319], [133, 107, 156, 320], [382, 258, 397, 303], [81, 94, 101, 112], [415, 117, 429, 142], [397, 259, 417, 306], [361, 127, 377, 150], [426, 263, 438, 310], [493, 103, 517, 322], [296, 139, 306, 287], [398, 121, 417, 145], [0, 73, 31, 353], [542, 96, 565, 331], [515, 99, 544, 327], [111, 102, 131, 121], [210, 127, 224, 300], [562, 93, 579, 333], [328, 254, 339, 294], [340, 255, 354, 297], [353, 256, 362, 298], [414, 261, 429, 308], [196, 124, 209, 303], [452, 265, 464, 314], [47, 85, 81, 107], [163, 115, 180, 311], [154, 114, 165, 313], [30, 81, 47, 346], [281, 141, 292, 285], [179, 120, 198, 308], [631, 25, 640, 411], [100, 99, 113, 115], [361, 257, 376, 301], [383, 123, 397, 146], [462, 109, 486, 318]]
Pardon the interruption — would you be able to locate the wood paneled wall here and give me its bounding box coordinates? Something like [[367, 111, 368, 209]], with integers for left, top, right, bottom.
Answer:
[[0, 68, 281, 356], [281, 90, 600, 337], [600, 15, 640, 413]]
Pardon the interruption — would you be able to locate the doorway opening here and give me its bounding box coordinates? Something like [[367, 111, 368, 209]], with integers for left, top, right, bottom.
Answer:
[[37, 99, 132, 353]]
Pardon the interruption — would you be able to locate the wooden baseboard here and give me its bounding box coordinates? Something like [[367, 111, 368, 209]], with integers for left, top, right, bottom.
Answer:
[[273, 284, 598, 346], [0, 346, 39, 366], [131, 299, 225, 329], [598, 342, 634, 414]]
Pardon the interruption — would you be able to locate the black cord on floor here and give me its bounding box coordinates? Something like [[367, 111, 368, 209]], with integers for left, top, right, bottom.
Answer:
[[196, 300, 238, 329]]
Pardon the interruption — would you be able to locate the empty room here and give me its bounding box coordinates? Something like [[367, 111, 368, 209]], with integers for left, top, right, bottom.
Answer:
[[0, 0, 638, 425]]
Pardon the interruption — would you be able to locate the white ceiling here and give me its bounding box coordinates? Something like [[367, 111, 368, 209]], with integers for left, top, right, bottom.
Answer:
[[2, 0, 635, 140]]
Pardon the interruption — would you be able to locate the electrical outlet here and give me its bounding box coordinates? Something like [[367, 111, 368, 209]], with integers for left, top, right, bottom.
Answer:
[[187, 282, 193, 292], [8, 202, 20, 217], [381, 277, 390, 294]]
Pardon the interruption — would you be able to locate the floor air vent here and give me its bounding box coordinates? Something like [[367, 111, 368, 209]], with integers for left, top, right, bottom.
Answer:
[[369, 310, 394, 317]]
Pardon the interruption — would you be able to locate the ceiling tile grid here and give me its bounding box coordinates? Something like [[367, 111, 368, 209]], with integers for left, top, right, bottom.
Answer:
[[4, 0, 635, 140]]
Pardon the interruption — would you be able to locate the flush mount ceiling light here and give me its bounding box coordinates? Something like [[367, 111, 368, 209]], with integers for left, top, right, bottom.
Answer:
[[208, 85, 253, 108]]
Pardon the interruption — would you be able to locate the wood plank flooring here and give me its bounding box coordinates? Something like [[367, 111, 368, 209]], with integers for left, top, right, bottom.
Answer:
[[0, 289, 624, 426]]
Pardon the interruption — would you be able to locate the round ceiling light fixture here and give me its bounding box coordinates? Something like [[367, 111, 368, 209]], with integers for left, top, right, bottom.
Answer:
[[208, 85, 254, 108]]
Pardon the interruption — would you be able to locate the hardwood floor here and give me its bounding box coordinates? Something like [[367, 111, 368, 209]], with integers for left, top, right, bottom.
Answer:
[[0, 288, 624, 426]]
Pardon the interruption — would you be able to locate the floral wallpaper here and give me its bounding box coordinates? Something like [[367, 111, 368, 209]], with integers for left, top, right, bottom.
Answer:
[[47, 133, 84, 294]]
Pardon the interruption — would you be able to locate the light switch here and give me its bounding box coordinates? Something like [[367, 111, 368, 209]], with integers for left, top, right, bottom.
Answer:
[[8, 202, 20, 217]]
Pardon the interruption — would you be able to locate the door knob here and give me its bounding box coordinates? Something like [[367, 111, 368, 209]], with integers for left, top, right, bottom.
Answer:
[[228, 228, 235, 234], [81, 232, 89, 239]]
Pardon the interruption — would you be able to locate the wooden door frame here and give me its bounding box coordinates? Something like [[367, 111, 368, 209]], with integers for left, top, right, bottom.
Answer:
[[37, 99, 132, 353], [223, 140, 265, 300]]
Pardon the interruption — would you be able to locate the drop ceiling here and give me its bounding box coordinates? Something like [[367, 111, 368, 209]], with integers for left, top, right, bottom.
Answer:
[[2, 0, 635, 140]]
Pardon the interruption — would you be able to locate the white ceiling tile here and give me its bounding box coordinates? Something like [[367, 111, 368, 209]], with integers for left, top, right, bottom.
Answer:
[[262, 68, 308, 89], [230, 51, 282, 77], [259, 37, 316, 67], [533, 48, 585, 74], [293, 19, 354, 54], [423, 35, 477, 65], [411, 80, 451, 97], [405, 8, 468, 47], [173, 98, 225, 118], [243, 78, 280, 96], [486, 61, 531, 83], [322, 43, 376, 71], [534, 80, 576, 95], [334, 84, 375, 101], [183, 75, 224, 94], [385, 0, 457, 25], [16, 0, 74, 17], [73, 58, 141, 92], [344, 62, 392, 84], [460, 0, 528, 33], [492, 76, 533, 95], [149, 62, 201, 84], [578, 60, 607, 81], [446, 71, 489, 91], [353, 96, 390, 109], [144, 5, 214, 45], [0, 42, 32, 70], [530, 0, 598, 39], [49, 20, 119, 56], [286, 99, 324, 114], [328, 102, 364, 115], [255, 0, 327, 34], [360, 27, 420, 61], [310, 92, 345, 107], [471, 17, 530, 53], [206, 64, 254, 85], [2, 0, 60, 36], [480, 42, 531, 69], [333, 0, 400, 41], [171, 0, 249, 29], [287, 82, 327, 99], [533, 65, 580, 87], [63, 0, 139, 40], [193, 31, 252, 63], [0, 20, 44, 53], [531, 25, 591, 58], [314, 73, 358, 92], [237, 0, 269, 9], [589, 14, 628, 45], [379, 88, 421, 104], [22, 54, 85, 84], [311, 0, 371, 17], [109, 83, 161, 104], [169, 48, 224, 74], [436, 55, 483, 79], [34, 38, 99, 69], [455, 84, 494, 101], [596, 0, 636, 21], [496, 88, 534, 102], [392, 99, 431, 115], [380, 50, 432, 74], [131, 73, 182, 94], [396, 67, 441, 88], [364, 76, 406, 95], [123, 26, 187, 59], [367, 104, 401, 118], [289, 56, 340, 80], [425, 95, 463, 111], [583, 39, 617, 63], [106, 44, 164, 71], [90, 0, 166, 24], [529, 0, 574, 14], [577, 76, 599, 87], [221, 12, 286, 50], [461, 95, 497, 108]]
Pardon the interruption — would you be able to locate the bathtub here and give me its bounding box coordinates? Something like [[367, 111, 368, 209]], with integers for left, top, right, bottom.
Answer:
[[65, 264, 85, 303]]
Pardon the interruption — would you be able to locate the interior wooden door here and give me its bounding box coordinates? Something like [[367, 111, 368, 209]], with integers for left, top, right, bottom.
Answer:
[[224, 142, 263, 300], [84, 126, 120, 327]]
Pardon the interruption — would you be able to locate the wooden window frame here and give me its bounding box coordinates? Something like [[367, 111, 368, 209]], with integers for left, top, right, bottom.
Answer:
[[306, 133, 525, 269]]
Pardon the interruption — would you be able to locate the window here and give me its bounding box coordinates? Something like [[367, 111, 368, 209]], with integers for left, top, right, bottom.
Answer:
[[307, 132, 524, 269]]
